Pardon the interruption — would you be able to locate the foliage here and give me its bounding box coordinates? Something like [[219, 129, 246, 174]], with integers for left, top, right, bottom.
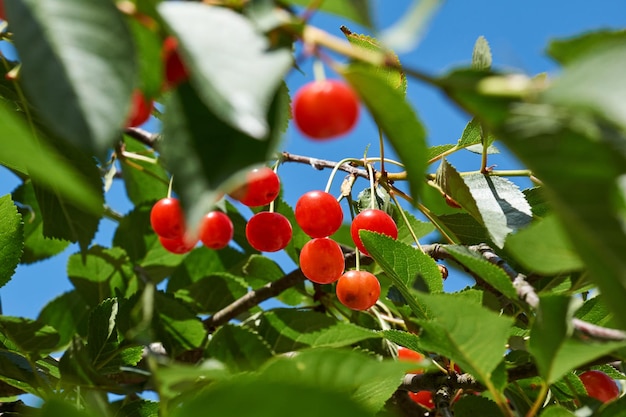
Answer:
[[0, 1, 625, 417]]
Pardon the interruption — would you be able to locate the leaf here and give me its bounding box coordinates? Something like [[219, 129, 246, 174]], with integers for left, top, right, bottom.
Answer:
[[436, 159, 533, 247], [380, 0, 443, 52], [206, 324, 273, 372], [7, 0, 135, 158], [547, 30, 626, 66], [258, 348, 411, 413], [457, 117, 497, 150], [505, 215, 583, 275], [87, 299, 120, 370], [414, 292, 513, 386], [0, 316, 59, 357], [154, 292, 207, 356], [160, 81, 289, 231], [12, 181, 69, 264], [156, 360, 229, 401], [127, 16, 163, 99], [342, 64, 428, 206], [38, 291, 89, 348], [0, 350, 41, 394], [114, 400, 159, 417], [281, 0, 371, 28], [167, 247, 231, 292], [174, 273, 248, 314], [444, 245, 518, 300], [540, 406, 577, 417], [245, 309, 379, 353], [395, 208, 436, 245], [159, 3, 292, 139], [436, 213, 491, 245], [454, 395, 502, 417], [472, 36, 492, 70], [575, 297, 615, 328], [0, 194, 23, 286], [40, 399, 98, 417], [120, 137, 168, 206], [381, 329, 422, 353]]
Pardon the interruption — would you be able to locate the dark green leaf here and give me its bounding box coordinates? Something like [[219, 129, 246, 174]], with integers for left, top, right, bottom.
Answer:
[[127, 16, 163, 99], [40, 399, 98, 417], [454, 395, 502, 417], [159, 2, 292, 139], [87, 299, 120, 370], [547, 30, 626, 66], [0, 350, 41, 394], [281, 0, 371, 27], [206, 324, 272, 372], [167, 246, 233, 292], [115, 400, 159, 417], [245, 309, 379, 353], [436, 213, 491, 245], [174, 273, 248, 314], [8, 0, 135, 157], [38, 291, 89, 348], [342, 65, 428, 205], [12, 181, 69, 264], [154, 292, 207, 356], [0, 316, 59, 357], [0, 194, 23, 286], [472, 36, 492, 70], [597, 395, 626, 417], [120, 137, 169, 206]]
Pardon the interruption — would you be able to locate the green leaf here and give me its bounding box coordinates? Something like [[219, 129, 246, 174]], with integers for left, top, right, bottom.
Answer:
[[0, 316, 59, 357], [170, 378, 372, 417], [505, 215, 583, 275], [381, 329, 422, 353], [342, 64, 428, 205], [436, 213, 492, 245], [174, 273, 248, 314], [12, 181, 69, 264], [575, 297, 614, 328], [436, 159, 532, 247], [159, 3, 292, 139], [67, 246, 139, 307], [540, 405, 577, 417], [0, 350, 41, 394], [38, 291, 89, 348], [114, 400, 159, 417], [167, 246, 232, 292], [154, 292, 207, 356], [7, 0, 135, 157], [206, 324, 273, 372], [120, 137, 169, 206], [160, 81, 288, 231], [414, 292, 513, 386], [40, 399, 98, 417], [87, 299, 120, 370], [0, 194, 23, 286], [445, 245, 518, 300], [258, 348, 411, 413], [454, 395, 502, 417], [380, 0, 443, 52], [127, 16, 163, 99], [245, 309, 379, 353], [361, 231, 443, 301], [529, 295, 625, 384], [457, 117, 497, 150], [597, 395, 626, 417], [472, 36, 492, 70], [281, 0, 371, 28], [395, 208, 436, 245], [547, 30, 626, 66], [156, 360, 229, 401]]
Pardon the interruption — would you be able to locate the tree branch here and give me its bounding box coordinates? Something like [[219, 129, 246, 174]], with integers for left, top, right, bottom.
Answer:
[[124, 127, 160, 149], [280, 151, 369, 179]]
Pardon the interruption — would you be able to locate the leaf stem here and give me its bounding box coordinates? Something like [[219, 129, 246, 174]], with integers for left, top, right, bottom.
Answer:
[[390, 190, 423, 251], [525, 382, 548, 417]]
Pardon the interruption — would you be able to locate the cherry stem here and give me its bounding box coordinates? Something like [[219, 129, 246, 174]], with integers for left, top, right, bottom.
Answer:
[[269, 162, 280, 213], [167, 176, 174, 199], [378, 127, 386, 175], [366, 163, 376, 210], [325, 157, 361, 194], [312, 58, 326, 82], [390, 190, 423, 252]]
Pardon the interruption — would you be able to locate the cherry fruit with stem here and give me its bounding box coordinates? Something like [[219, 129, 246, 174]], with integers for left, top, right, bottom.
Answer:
[[299, 237, 345, 284], [350, 208, 398, 256], [150, 197, 185, 239], [579, 370, 619, 403], [295, 190, 343, 238], [229, 167, 281, 207], [335, 270, 380, 310], [199, 211, 234, 250], [246, 211, 292, 252]]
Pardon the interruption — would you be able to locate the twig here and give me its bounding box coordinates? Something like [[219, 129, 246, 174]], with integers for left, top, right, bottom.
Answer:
[[280, 151, 369, 179], [124, 127, 160, 149]]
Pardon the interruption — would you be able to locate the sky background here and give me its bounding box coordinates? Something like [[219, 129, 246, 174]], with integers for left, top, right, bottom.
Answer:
[[1, 0, 625, 320]]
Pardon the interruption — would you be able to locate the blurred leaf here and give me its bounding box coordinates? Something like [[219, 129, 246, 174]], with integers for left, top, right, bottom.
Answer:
[[245, 309, 379, 353], [7, 0, 135, 158], [121, 137, 169, 206], [445, 245, 518, 300], [159, 3, 292, 139], [12, 181, 69, 264], [547, 30, 626, 66], [342, 64, 428, 206], [154, 292, 207, 356], [0, 194, 23, 286], [38, 291, 89, 349], [127, 17, 163, 99], [505, 215, 583, 275], [282, 0, 371, 28], [380, 0, 442, 52], [454, 395, 501, 417], [540, 405, 577, 417], [0, 316, 59, 357], [472, 36, 492, 70], [575, 297, 614, 328], [156, 360, 229, 401], [206, 324, 272, 372], [40, 399, 98, 417], [174, 273, 248, 314], [596, 395, 626, 417], [114, 400, 159, 417]]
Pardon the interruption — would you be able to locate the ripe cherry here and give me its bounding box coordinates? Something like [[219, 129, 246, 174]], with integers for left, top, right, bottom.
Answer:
[[229, 167, 280, 207], [162, 36, 189, 89], [199, 211, 233, 250], [408, 391, 434, 409], [397, 347, 425, 374], [350, 209, 398, 256], [158, 235, 197, 254], [335, 270, 380, 310], [245, 212, 292, 252], [0, 1, 5, 21], [292, 79, 359, 140], [126, 90, 153, 127], [295, 191, 343, 238], [150, 197, 185, 239], [580, 370, 619, 403], [299, 238, 345, 284]]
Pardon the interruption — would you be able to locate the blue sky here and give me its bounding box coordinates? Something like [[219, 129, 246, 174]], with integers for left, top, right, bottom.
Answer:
[[1, 1, 625, 319]]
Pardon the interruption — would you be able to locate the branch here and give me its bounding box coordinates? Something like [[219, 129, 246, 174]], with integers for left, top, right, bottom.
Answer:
[[124, 127, 160, 149], [280, 151, 369, 179]]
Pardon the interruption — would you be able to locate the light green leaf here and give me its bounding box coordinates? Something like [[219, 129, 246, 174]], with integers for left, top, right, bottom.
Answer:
[[505, 215, 583, 275], [575, 297, 614, 328], [538, 405, 576, 417], [342, 64, 428, 205], [457, 117, 497, 150], [547, 30, 626, 66], [395, 208, 436, 245], [174, 273, 248, 314], [206, 324, 273, 372], [159, 3, 292, 139], [0, 194, 23, 286], [154, 292, 207, 356], [120, 137, 169, 206], [8, 0, 135, 157], [436, 213, 491, 245], [381, 329, 422, 353], [380, 0, 443, 52], [281, 0, 371, 27], [245, 309, 379, 353], [114, 400, 159, 417], [156, 360, 229, 401], [472, 36, 492, 70], [40, 399, 97, 417]]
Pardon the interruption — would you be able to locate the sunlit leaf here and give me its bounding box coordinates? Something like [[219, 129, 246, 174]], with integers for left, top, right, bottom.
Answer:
[[0, 194, 23, 286], [206, 325, 272, 372]]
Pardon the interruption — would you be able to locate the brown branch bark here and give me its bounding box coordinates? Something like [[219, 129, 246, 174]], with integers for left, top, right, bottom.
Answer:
[[124, 127, 160, 149], [280, 151, 369, 179]]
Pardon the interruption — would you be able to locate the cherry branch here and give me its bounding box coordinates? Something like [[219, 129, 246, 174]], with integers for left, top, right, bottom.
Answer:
[[280, 151, 369, 179], [124, 127, 160, 149]]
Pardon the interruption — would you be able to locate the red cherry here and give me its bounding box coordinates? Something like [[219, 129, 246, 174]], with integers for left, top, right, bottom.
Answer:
[[245, 212, 292, 252], [580, 370, 619, 403], [335, 270, 380, 310], [299, 238, 345, 284], [126, 90, 154, 127], [398, 347, 425, 374], [0, 1, 6, 21], [292, 79, 359, 140], [228, 167, 280, 207], [162, 36, 189, 89], [150, 198, 185, 239], [199, 211, 233, 250], [408, 391, 434, 409], [350, 209, 398, 256], [158, 235, 197, 254], [295, 191, 343, 238]]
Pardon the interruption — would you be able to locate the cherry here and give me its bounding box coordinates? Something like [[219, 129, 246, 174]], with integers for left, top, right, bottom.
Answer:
[[408, 391, 434, 409], [245, 211, 292, 252], [158, 235, 197, 254], [199, 211, 233, 250], [299, 238, 344, 284], [295, 191, 343, 238], [580, 370, 619, 403], [398, 347, 425, 374], [292, 79, 359, 140], [350, 209, 398, 256], [126, 90, 153, 127], [228, 167, 280, 207], [0, 1, 5, 21], [335, 270, 380, 310], [162, 36, 189, 89], [150, 197, 185, 239]]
